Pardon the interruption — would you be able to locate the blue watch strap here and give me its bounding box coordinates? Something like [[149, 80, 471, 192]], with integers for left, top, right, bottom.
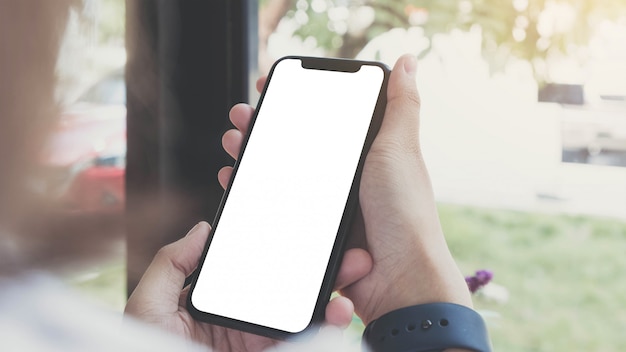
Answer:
[[362, 303, 492, 352]]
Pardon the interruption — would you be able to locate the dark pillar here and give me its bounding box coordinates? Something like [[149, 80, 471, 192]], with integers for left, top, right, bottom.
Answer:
[[125, 0, 257, 294]]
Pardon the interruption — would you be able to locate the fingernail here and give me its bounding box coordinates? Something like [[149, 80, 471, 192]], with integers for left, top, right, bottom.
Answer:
[[403, 55, 417, 76], [185, 222, 202, 238]]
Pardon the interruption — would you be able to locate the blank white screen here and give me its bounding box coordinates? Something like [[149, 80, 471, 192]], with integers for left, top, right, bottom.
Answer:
[[191, 58, 384, 333]]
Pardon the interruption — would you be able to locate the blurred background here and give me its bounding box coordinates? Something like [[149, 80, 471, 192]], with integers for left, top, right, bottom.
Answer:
[[41, 0, 626, 350]]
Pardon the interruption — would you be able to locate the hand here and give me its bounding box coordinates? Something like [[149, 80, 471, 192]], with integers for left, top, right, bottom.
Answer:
[[220, 55, 472, 326], [125, 222, 372, 352], [341, 54, 473, 322]]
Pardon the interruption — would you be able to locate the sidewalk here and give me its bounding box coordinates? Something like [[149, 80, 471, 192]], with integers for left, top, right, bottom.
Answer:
[[430, 161, 626, 220]]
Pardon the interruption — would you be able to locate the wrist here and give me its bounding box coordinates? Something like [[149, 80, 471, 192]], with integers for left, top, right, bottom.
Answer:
[[362, 243, 473, 324]]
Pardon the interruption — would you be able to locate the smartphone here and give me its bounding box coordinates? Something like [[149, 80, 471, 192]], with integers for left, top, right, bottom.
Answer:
[[187, 56, 389, 339]]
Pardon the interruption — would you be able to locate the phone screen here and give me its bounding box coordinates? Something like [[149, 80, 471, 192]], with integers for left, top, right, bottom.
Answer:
[[190, 57, 386, 335]]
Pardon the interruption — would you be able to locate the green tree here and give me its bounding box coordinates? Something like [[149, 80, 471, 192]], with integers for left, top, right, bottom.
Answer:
[[280, 0, 626, 82], [97, 0, 125, 45]]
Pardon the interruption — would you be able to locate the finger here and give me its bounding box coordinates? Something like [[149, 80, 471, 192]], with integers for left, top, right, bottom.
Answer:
[[218, 166, 233, 189], [333, 248, 373, 291], [229, 103, 254, 132], [256, 76, 268, 94], [222, 128, 245, 159], [126, 222, 210, 315], [375, 54, 421, 154], [324, 295, 354, 328]]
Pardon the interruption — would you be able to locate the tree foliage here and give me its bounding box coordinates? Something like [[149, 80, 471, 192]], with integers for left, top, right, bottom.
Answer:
[[283, 0, 626, 81], [97, 0, 125, 45]]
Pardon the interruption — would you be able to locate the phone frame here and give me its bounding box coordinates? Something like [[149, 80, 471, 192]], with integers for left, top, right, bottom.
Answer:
[[187, 56, 390, 339]]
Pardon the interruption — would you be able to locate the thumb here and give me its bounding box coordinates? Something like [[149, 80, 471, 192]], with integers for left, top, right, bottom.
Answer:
[[126, 221, 210, 315], [375, 54, 421, 155]]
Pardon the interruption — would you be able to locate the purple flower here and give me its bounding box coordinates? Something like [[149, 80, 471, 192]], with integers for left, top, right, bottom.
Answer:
[[465, 269, 493, 293]]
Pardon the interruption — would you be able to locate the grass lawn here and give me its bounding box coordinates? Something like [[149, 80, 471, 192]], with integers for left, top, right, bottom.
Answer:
[[68, 259, 127, 312], [438, 203, 626, 352], [68, 203, 626, 351]]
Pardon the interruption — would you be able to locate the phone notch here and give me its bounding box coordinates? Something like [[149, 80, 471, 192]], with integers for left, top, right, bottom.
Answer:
[[299, 56, 362, 73]]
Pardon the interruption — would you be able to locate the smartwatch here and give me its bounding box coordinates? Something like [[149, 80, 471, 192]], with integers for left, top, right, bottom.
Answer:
[[362, 303, 492, 352]]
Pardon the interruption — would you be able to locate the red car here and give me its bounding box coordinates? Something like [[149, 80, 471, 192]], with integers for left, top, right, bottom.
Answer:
[[33, 69, 126, 215]]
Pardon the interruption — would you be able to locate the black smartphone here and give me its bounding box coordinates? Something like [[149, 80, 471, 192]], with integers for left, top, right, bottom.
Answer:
[[187, 56, 389, 339]]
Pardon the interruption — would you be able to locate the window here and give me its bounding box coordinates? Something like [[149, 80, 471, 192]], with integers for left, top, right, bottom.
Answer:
[[48, 0, 127, 310]]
